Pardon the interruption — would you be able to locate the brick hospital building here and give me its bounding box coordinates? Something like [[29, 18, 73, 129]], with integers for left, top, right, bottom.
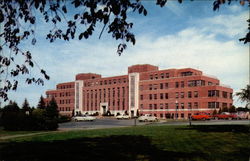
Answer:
[[45, 64, 233, 119]]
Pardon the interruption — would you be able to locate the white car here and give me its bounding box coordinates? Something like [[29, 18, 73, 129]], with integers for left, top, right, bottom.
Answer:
[[138, 114, 158, 122], [73, 115, 96, 121], [116, 114, 130, 120]]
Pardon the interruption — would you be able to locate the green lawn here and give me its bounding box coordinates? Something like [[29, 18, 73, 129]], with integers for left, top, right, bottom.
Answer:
[[0, 125, 249, 161]]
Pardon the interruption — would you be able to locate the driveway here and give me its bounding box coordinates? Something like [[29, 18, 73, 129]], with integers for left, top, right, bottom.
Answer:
[[59, 118, 250, 130]]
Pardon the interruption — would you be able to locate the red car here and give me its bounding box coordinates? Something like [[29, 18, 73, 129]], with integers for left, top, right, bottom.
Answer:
[[213, 112, 238, 120], [191, 113, 211, 120]]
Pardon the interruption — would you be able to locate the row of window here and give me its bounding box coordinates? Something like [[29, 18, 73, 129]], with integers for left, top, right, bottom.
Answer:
[[59, 99, 72, 104], [84, 87, 128, 100], [149, 72, 170, 80], [59, 107, 71, 111], [85, 100, 126, 110], [142, 80, 214, 91], [84, 78, 128, 87], [208, 102, 231, 108], [47, 92, 73, 98], [208, 90, 232, 99], [57, 85, 74, 89], [140, 102, 199, 110], [140, 91, 199, 101]]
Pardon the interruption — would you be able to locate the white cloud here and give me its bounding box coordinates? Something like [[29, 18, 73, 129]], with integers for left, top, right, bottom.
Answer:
[[195, 11, 248, 38]]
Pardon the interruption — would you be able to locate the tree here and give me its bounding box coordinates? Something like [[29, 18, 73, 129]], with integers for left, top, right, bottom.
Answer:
[[37, 95, 46, 109], [235, 85, 250, 107], [212, 109, 217, 115], [228, 105, 236, 113], [0, 0, 249, 101], [22, 98, 31, 113], [46, 97, 59, 119]]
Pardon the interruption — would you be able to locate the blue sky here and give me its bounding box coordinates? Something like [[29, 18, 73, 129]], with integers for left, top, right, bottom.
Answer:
[[2, 1, 249, 108]]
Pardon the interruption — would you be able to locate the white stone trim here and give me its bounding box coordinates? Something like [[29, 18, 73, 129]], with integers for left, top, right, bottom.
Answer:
[[74, 80, 84, 115], [128, 73, 140, 117]]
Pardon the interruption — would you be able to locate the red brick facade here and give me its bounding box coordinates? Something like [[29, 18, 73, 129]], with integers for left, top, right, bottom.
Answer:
[[45, 64, 233, 119]]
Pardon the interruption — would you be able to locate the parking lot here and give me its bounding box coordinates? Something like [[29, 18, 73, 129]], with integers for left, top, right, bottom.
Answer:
[[59, 118, 250, 131]]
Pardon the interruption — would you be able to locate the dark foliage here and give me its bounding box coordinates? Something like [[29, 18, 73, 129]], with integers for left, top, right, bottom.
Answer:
[[0, 0, 248, 102], [37, 95, 46, 109], [1, 99, 58, 131], [45, 97, 59, 119], [22, 98, 31, 113]]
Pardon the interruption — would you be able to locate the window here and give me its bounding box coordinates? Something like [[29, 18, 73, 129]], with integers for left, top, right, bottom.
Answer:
[[154, 94, 157, 99], [149, 94, 152, 100], [175, 82, 179, 88], [160, 93, 164, 99], [166, 73, 169, 78], [176, 92, 179, 99], [175, 103, 179, 109], [150, 75, 153, 80], [181, 71, 193, 76], [188, 91, 192, 98], [160, 83, 163, 89], [181, 113, 184, 118], [140, 95, 143, 100], [155, 74, 158, 79], [160, 113, 163, 118], [208, 102, 220, 108], [208, 90, 219, 97], [153, 84, 157, 90], [222, 91, 228, 98], [181, 103, 184, 109], [165, 93, 168, 99], [160, 73, 164, 79], [149, 84, 152, 90], [154, 104, 157, 109], [181, 81, 184, 88], [230, 93, 232, 99], [208, 82, 213, 85], [140, 104, 143, 109], [194, 91, 198, 98], [188, 80, 205, 87], [149, 104, 152, 109], [188, 102, 192, 109], [194, 102, 198, 109], [165, 103, 168, 109], [160, 103, 163, 109], [180, 92, 184, 98], [222, 102, 227, 108]]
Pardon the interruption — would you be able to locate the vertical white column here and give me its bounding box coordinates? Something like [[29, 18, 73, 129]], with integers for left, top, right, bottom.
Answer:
[[128, 73, 140, 117], [75, 80, 84, 115]]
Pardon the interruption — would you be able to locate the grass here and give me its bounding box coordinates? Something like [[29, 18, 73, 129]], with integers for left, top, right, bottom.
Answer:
[[0, 125, 249, 161], [0, 129, 42, 137]]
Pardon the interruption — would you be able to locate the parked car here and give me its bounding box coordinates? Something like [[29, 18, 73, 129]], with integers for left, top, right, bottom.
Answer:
[[191, 113, 211, 120], [116, 114, 130, 120], [213, 112, 237, 120], [236, 112, 250, 120], [73, 115, 96, 121], [138, 114, 157, 122]]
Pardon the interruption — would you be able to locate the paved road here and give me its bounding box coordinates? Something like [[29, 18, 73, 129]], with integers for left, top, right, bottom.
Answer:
[[59, 118, 148, 130], [59, 118, 250, 130]]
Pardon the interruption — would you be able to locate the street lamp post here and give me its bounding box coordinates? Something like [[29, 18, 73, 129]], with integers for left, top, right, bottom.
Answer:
[[175, 100, 178, 120]]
